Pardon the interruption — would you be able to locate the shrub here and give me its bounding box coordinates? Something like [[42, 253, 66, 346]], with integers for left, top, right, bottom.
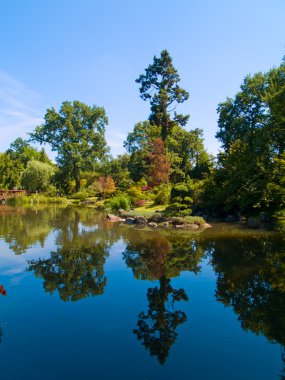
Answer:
[[135, 199, 147, 207], [169, 216, 205, 226], [153, 184, 170, 205], [128, 186, 144, 202], [107, 195, 130, 211], [71, 190, 90, 201]]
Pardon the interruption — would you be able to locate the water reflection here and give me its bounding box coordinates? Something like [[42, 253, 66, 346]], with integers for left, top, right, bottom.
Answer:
[[123, 231, 205, 364], [211, 235, 285, 377], [0, 285, 7, 296], [134, 276, 188, 364], [28, 244, 109, 302], [1, 206, 284, 376], [28, 208, 111, 302], [0, 284, 5, 345], [0, 206, 61, 254]]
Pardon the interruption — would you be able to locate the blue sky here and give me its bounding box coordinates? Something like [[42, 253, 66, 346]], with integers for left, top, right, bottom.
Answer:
[[0, 0, 284, 158]]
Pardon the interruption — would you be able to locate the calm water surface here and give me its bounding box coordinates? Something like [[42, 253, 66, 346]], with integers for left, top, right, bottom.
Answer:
[[0, 206, 284, 380]]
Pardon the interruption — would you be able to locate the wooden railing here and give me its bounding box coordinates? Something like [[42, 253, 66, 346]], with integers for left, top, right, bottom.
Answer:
[[0, 190, 27, 203]]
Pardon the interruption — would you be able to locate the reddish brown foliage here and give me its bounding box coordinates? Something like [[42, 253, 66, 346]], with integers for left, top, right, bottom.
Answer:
[[93, 176, 116, 198], [147, 138, 170, 187]]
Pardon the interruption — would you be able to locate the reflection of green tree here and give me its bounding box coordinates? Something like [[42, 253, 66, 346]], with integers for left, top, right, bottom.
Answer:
[[28, 208, 111, 302], [123, 230, 204, 280], [211, 235, 285, 377], [123, 230, 205, 364], [0, 206, 66, 254], [29, 243, 108, 301], [0, 205, 116, 255]]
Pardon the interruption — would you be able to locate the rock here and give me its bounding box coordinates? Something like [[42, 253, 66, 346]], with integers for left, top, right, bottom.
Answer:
[[106, 214, 124, 222], [118, 209, 126, 215], [202, 223, 212, 229], [125, 217, 136, 225], [185, 224, 199, 230], [160, 221, 170, 227], [148, 222, 157, 227], [135, 216, 147, 224], [149, 213, 163, 223], [174, 224, 185, 229], [247, 217, 259, 228]]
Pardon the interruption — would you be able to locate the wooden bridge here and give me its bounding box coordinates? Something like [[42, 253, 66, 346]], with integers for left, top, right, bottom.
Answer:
[[0, 190, 27, 204]]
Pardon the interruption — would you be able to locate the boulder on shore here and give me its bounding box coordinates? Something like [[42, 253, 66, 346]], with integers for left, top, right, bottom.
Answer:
[[106, 214, 124, 222], [135, 216, 148, 224], [148, 222, 158, 227]]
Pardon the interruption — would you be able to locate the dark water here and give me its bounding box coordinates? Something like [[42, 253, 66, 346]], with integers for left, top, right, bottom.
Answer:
[[0, 206, 284, 380]]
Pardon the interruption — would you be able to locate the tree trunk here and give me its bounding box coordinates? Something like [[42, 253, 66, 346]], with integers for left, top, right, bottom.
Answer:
[[74, 163, 80, 192]]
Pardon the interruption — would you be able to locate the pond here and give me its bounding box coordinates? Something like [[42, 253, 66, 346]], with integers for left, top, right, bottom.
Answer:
[[0, 206, 284, 380]]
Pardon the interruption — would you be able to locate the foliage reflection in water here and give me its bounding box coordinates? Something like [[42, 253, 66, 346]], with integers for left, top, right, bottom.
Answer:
[[123, 231, 205, 364], [210, 235, 285, 378], [0, 206, 284, 379]]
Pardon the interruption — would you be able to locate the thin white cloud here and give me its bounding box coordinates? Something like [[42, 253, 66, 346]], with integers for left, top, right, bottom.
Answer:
[[105, 129, 127, 157], [0, 70, 43, 151]]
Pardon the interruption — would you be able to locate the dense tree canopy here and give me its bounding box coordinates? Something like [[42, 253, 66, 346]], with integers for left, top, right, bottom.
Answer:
[[208, 58, 285, 216], [21, 160, 55, 192], [30, 101, 109, 192]]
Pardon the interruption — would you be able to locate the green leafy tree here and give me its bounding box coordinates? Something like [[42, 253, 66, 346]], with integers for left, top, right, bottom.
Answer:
[[30, 101, 109, 192], [21, 160, 56, 192], [101, 154, 132, 191], [136, 50, 189, 140], [0, 153, 22, 189], [210, 58, 285, 215], [124, 121, 161, 182], [264, 59, 285, 157], [166, 125, 211, 181], [0, 138, 52, 189]]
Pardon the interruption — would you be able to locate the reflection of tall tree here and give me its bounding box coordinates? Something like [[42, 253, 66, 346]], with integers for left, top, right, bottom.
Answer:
[[211, 235, 285, 377], [135, 276, 188, 364], [28, 208, 111, 302], [123, 230, 205, 364]]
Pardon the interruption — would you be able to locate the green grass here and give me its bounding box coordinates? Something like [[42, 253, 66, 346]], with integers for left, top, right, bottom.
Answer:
[[133, 201, 167, 214], [7, 194, 68, 205]]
